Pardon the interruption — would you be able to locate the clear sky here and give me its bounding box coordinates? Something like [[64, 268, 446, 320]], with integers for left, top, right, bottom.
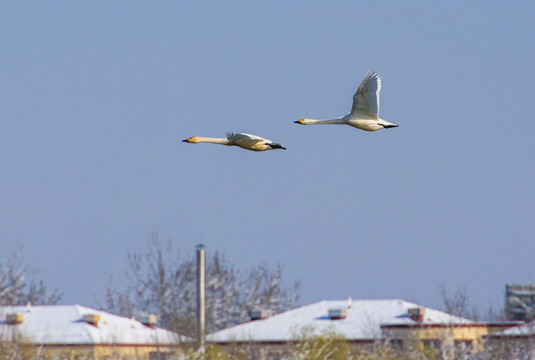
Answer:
[[1, 1, 534, 314]]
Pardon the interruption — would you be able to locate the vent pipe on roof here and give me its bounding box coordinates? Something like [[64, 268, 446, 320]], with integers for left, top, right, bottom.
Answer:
[[137, 314, 158, 328], [82, 314, 101, 326], [249, 309, 271, 321], [328, 308, 347, 320], [408, 307, 425, 323], [6, 313, 24, 325], [197, 244, 206, 348]]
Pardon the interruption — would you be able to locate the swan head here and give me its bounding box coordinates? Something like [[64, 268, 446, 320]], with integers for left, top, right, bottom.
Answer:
[[294, 119, 312, 125], [182, 136, 198, 143]]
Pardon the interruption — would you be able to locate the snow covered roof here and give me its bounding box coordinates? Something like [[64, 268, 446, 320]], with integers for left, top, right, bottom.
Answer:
[[489, 321, 535, 337], [207, 299, 474, 342], [0, 305, 183, 345]]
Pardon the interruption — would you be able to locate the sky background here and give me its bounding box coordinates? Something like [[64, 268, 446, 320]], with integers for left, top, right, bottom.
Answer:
[[1, 1, 534, 316]]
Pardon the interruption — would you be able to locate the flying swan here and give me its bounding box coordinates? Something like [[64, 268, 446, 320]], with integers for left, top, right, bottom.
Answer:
[[182, 132, 286, 152], [295, 71, 398, 131]]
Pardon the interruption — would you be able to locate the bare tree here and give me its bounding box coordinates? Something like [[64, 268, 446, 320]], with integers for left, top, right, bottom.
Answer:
[[0, 250, 63, 305], [440, 284, 506, 322], [440, 284, 471, 319], [100, 232, 300, 336]]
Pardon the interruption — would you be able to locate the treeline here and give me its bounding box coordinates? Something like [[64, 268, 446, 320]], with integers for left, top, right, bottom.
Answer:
[[99, 232, 300, 336], [1, 231, 507, 340], [1, 232, 300, 337], [0, 250, 62, 306]]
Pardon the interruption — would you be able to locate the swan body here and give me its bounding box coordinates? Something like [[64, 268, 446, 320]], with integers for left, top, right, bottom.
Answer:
[[295, 71, 398, 131], [182, 132, 286, 152]]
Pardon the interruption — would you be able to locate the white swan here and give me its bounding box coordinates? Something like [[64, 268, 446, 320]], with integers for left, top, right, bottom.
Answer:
[[295, 71, 398, 131], [182, 132, 286, 152]]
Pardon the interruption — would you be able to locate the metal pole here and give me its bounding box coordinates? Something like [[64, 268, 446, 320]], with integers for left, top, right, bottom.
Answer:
[[196, 244, 206, 347]]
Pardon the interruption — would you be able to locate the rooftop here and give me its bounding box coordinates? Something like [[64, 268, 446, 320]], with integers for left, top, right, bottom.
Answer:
[[0, 304, 182, 345], [207, 298, 474, 343], [488, 321, 535, 338]]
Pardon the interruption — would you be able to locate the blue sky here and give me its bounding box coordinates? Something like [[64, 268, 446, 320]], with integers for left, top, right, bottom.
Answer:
[[1, 1, 534, 314]]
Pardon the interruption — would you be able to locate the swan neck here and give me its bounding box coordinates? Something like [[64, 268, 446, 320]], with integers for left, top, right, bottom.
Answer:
[[306, 117, 346, 125], [193, 137, 229, 145]]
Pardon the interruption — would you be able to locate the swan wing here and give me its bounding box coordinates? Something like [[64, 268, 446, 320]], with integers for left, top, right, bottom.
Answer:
[[226, 132, 269, 142], [350, 71, 381, 120]]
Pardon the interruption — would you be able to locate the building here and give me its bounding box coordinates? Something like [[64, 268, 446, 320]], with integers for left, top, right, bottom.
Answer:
[[484, 321, 535, 359], [382, 311, 519, 357], [207, 298, 519, 359], [0, 304, 184, 359], [506, 284, 535, 321]]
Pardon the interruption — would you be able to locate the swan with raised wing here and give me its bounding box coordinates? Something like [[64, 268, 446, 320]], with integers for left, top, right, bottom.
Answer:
[[295, 71, 398, 131]]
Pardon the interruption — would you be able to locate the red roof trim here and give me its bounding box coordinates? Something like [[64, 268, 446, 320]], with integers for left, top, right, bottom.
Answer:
[[381, 322, 522, 329]]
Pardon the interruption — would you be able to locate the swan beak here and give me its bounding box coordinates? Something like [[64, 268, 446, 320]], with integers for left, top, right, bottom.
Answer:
[[294, 119, 304, 124], [182, 138, 190, 143]]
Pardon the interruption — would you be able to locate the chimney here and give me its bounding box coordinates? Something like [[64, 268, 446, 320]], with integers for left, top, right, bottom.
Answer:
[[328, 308, 347, 320], [249, 309, 271, 321], [196, 244, 206, 347], [137, 314, 158, 328], [6, 313, 24, 325], [408, 307, 425, 323], [82, 314, 101, 326]]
